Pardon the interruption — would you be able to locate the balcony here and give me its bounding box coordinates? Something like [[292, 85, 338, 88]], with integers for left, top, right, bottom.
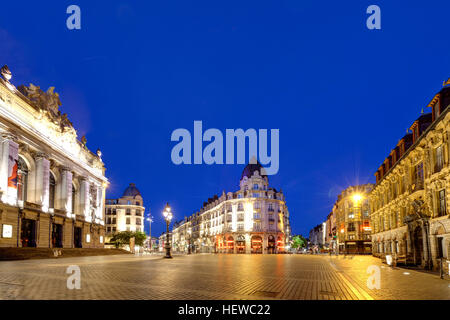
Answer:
[[410, 179, 424, 193]]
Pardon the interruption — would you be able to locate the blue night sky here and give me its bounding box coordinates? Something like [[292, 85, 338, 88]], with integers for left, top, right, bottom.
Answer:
[[1, 1, 449, 238]]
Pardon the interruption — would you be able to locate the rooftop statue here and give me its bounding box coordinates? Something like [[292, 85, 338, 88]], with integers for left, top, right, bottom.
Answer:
[[17, 83, 74, 132]]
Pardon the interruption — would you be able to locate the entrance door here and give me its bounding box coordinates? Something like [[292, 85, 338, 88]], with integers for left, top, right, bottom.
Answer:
[[413, 227, 423, 265], [251, 236, 263, 254], [74, 227, 82, 248], [268, 235, 275, 254], [20, 219, 36, 247], [236, 236, 245, 254], [52, 223, 63, 248], [437, 237, 444, 258]]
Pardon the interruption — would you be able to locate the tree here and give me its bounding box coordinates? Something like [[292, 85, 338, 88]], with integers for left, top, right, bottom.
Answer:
[[111, 231, 147, 248], [133, 231, 147, 246], [291, 235, 306, 249]]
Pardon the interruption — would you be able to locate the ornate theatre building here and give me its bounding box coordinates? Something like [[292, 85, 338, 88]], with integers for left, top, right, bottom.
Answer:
[[370, 79, 450, 271], [171, 162, 291, 254], [0, 65, 107, 248]]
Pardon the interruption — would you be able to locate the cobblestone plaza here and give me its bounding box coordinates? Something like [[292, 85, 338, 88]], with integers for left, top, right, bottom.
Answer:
[[1, 254, 448, 300]]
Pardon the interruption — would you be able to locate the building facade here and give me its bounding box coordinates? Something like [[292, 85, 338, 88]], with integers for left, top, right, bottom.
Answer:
[[324, 211, 336, 250], [0, 65, 107, 248], [370, 79, 450, 272], [308, 223, 325, 250], [171, 163, 291, 254], [334, 184, 373, 254], [105, 183, 145, 242]]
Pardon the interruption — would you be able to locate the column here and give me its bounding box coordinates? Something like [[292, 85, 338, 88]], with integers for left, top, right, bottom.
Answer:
[[79, 178, 90, 222], [59, 167, 73, 217], [245, 233, 251, 254], [0, 133, 18, 204], [34, 153, 50, 211]]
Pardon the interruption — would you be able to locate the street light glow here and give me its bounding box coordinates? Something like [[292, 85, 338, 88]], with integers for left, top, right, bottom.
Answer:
[[352, 193, 362, 203]]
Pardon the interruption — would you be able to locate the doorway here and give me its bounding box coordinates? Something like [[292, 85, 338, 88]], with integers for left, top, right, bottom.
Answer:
[[20, 219, 36, 247], [51, 223, 63, 248], [74, 227, 82, 248], [268, 235, 275, 254], [413, 226, 423, 265]]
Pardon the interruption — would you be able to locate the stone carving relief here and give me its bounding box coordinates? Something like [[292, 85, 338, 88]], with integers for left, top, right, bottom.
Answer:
[[17, 83, 73, 132]]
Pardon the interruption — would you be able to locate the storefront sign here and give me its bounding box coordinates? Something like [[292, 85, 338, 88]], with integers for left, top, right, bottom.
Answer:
[[2, 224, 12, 238]]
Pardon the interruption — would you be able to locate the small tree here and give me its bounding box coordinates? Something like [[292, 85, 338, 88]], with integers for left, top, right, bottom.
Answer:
[[133, 231, 147, 247], [291, 235, 306, 250], [111, 231, 147, 248]]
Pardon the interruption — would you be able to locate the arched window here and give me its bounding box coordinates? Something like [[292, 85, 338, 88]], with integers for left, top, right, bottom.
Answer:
[[17, 157, 28, 202], [72, 184, 76, 214], [49, 173, 56, 209]]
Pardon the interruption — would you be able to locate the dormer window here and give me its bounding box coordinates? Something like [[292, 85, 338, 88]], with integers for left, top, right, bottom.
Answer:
[[433, 100, 440, 120]]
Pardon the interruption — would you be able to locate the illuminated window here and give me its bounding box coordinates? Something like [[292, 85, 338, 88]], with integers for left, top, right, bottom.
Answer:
[[17, 157, 28, 202], [435, 145, 444, 173], [438, 190, 446, 217], [49, 173, 56, 209], [72, 184, 76, 214]]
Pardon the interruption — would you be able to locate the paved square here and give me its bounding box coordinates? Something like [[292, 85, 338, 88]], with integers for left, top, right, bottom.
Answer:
[[0, 254, 448, 300]]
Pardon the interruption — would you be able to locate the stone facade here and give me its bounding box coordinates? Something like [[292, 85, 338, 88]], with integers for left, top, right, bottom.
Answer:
[[104, 183, 145, 244], [0, 65, 107, 249], [370, 79, 450, 272], [170, 162, 291, 254], [334, 184, 374, 254]]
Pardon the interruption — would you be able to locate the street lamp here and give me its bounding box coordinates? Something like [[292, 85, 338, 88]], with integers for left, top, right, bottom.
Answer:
[[352, 193, 364, 254], [146, 213, 153, 251], [162, 203, 173, 259]]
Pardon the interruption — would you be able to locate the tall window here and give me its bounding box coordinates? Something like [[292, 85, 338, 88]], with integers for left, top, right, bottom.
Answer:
[[17, 157, 28, 202], [438, 190, 446, 217], [413, 162, 424, 189], [435, 145, 444, 173], [49, 173, 56, 209], [72, 184, 76, 214]]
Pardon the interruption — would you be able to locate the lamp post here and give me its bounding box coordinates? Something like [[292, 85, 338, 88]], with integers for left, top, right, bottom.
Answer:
[[352, 193, 364, 255], [146, 213, 153, 252], [162, 203, 173, 259]]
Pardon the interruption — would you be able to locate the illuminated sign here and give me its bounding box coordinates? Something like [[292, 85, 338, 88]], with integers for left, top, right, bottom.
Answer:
[[86, 234, 91, 243], [2, 224, 12, 238]]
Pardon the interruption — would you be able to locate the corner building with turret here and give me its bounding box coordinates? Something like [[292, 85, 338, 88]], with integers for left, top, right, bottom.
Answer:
[[171, 163, 292, 254]]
